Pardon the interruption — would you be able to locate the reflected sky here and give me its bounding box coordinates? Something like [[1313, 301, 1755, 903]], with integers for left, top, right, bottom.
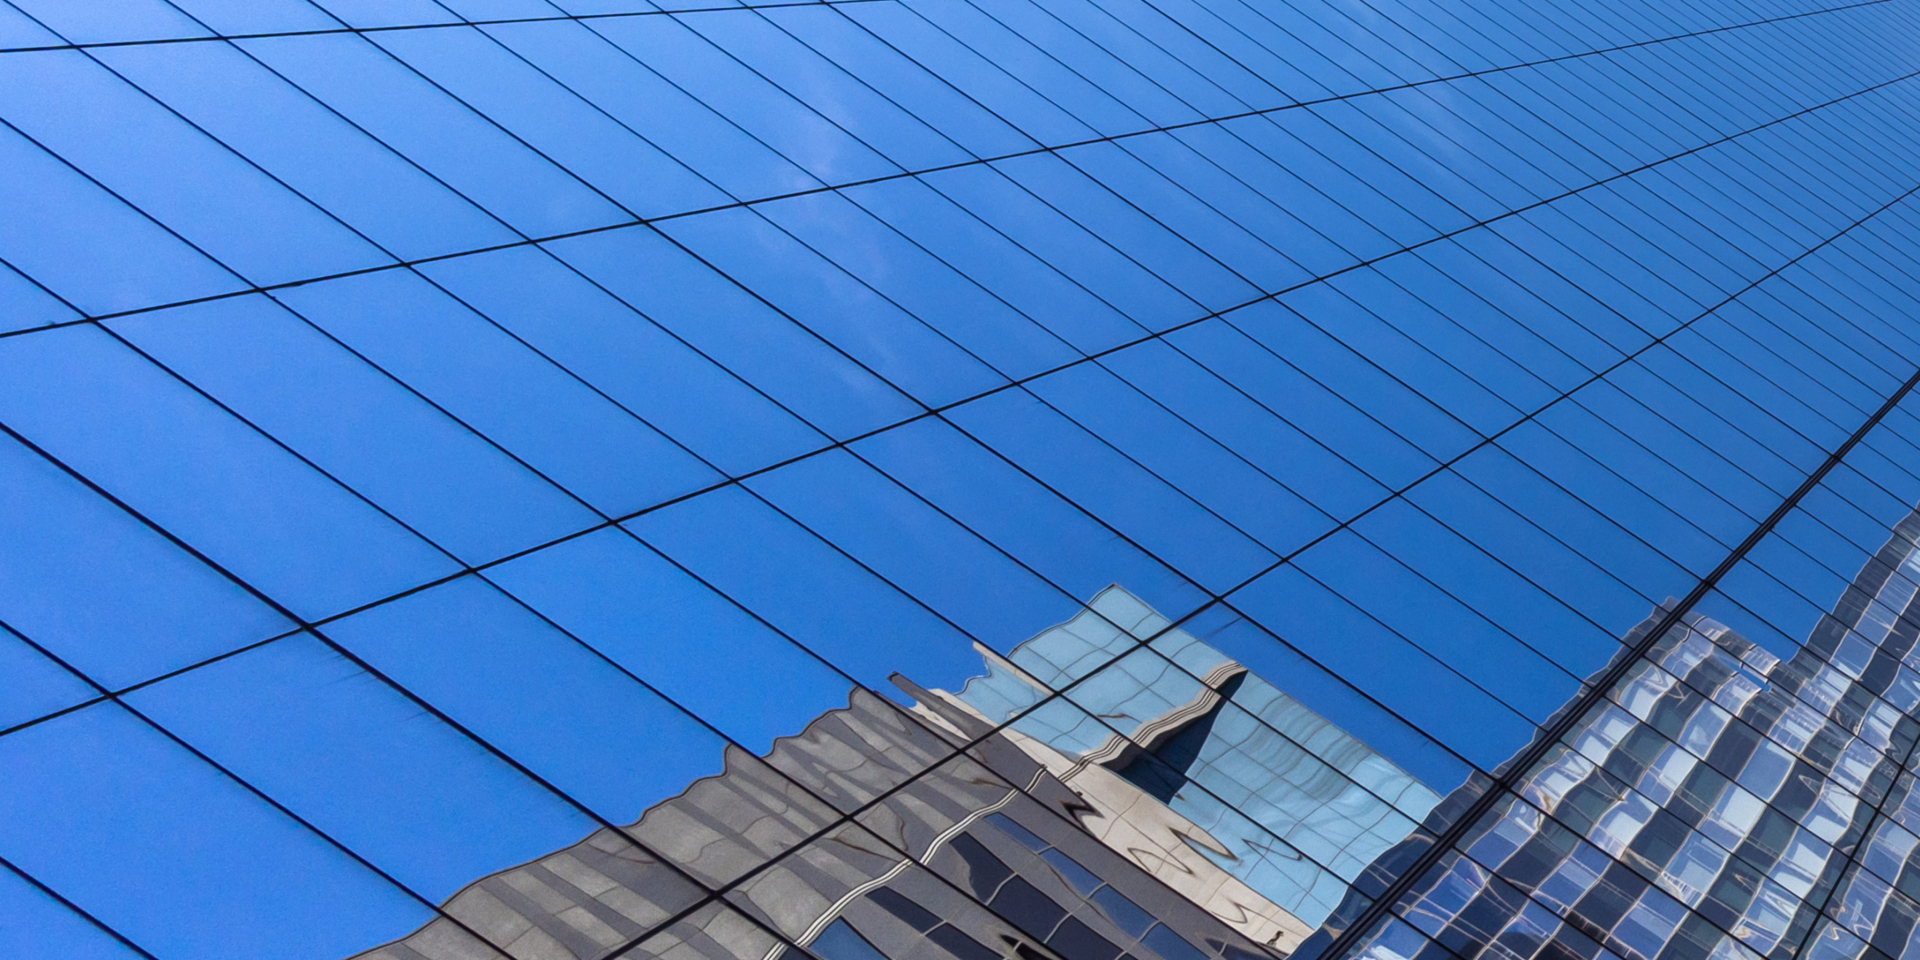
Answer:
[[4, 0, 1920, 956]]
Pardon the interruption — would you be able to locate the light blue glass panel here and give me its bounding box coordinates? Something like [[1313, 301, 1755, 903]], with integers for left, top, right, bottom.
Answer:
[[0, 625, 96, 731], [0, 3, 61, 46], [165, 0, 339, 33], [0, 123, 240, 316], [7, 0, 209, 44], [303, 0, 460, 27], [0, 866, 145, 960], [0, 259, 79, 334]]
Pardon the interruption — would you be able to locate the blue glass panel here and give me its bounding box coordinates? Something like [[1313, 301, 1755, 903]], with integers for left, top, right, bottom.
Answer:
[[0, 434, 289, 688], [417, 244, 825, 475], [0, 123, 240, 315], [658, 206, 1008, 404], [628, 484, 979, 694], [0, 866, 143, 960], [303, 0, 460, 28], [0, 625, 96, 731], [273, 268, 721, 517], [165, 0, 339, 33], [238, 32, 625, 237], [853, 417, 1208, 621], [483, 18, 819, 201], [323, 575, 731, 823], [126, 634, 598, 900], [7, 0, 209, 44], [1230, 299, 1483, 461], [1100, 338, 1388, 520], [589, 13, 900, 183], [837, 0, 1093, 145], [1026, 360, 1334, 554], [0, 324, 453, 622], [0, 703, 432, 960], [1228, 564, 1536, 771], [1453, 445, 1696, 602], [760, 4, 1036, 158], [1354, 498, 1620, 678], [1279, 279, 1519, 436], [94, 39, 518, 263], [367, 24, 730, 219], [0, 51, 389, 287], [1009, 145, 1281, 306], [0, 259, 77, 335], [948, 387, 1279, 592], [746, 448, 1081, 654], [439, 0, 558, 18], [1112, 131, 1352, 279], [1404, 469, 1653, 637], [680, 9, 974, 170], [114, 294, 597, 564], [1163, 316, 1439, 490], [545, 226, 921, 439], [841, 175, 1145, 354], [754, 188, 1080, 380], [1295, 531, 1582, 722], [922, 164, 1199, 331], [488, 527, 853, 752], [0, 3, 61, 46]]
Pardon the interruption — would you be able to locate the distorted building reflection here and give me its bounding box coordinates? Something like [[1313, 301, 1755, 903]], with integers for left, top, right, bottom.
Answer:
[[352, 587, 1438, 960], [355, 499, 1920, 960]]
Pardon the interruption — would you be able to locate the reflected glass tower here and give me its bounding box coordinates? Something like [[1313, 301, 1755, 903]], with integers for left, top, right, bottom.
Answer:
[[1354, 509, 1920, 960]]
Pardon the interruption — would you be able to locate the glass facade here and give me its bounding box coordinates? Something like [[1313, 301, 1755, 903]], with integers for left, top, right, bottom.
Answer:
[[5, 0, 1920, 959]]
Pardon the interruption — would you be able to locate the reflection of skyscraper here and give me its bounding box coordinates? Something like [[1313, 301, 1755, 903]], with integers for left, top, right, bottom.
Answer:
[[913, 586, 1441, 950], [1343, 510, 1920, 960], [352, 587, 1435, 960]]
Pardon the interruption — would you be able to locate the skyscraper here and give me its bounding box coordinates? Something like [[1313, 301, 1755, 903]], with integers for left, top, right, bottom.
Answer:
[[5, 0, 1920, 959]]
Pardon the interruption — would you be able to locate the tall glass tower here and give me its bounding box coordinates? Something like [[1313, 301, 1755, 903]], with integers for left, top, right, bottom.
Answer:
[[4, 0, 1920, 959]]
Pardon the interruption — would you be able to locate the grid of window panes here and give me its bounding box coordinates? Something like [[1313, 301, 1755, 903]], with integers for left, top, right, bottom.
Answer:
[[7, 0, 1920, 958]]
